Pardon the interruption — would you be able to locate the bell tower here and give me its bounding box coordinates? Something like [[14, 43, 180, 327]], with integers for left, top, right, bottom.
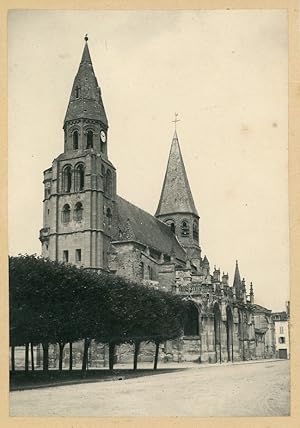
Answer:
[[40, 36, 116, 271]]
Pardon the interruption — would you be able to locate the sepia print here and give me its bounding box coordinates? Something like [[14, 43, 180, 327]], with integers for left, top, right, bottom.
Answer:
[[8, 9, 290, 418]]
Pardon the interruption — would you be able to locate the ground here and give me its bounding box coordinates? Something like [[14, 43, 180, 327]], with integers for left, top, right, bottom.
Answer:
[[10, 359, 289, 417]]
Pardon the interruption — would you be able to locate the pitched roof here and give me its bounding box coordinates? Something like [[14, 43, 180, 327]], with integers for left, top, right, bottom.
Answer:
[[251, 303, 272, 314], [272, 311, 288, 321], [155, 131, 198, 217], [113, 195, 186, 262], [64, 41, 108, 125]]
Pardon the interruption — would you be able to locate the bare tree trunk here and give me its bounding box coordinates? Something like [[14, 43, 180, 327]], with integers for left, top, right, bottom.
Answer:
[[30, 343, 35, 371], [11, 346, 15, 372], [108, 342, 115, 371], [59, 343, 65, 371], [133, 342, 140, 370], [42, 342, 49, 373], [153, 342, 160, 370], [69, 342, 73, 371], [82, 338, 91, 372], [25, 343, 29, 372]]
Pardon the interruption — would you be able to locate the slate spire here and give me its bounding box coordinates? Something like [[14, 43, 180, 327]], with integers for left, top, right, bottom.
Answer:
[[64, 38, 108, 126], [155, 131, 198, 217], [233, 260, 243, 299], [233, 260, 242, 288]]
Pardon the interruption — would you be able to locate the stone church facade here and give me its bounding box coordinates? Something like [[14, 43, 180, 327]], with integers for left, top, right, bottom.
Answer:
[[40, 39, 275, 365]]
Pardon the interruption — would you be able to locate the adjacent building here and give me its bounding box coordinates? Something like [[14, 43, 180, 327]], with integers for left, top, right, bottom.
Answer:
[[272, 303, 290, 359]]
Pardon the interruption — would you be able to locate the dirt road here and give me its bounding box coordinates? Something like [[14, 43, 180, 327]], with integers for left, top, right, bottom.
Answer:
[[10, 359, 289, 416]]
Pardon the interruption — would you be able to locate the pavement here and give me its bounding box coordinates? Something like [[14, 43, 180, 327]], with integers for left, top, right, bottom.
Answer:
[[9, 359, 290, 417]]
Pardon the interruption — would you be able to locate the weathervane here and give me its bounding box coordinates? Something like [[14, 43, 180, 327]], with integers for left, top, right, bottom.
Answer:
[[172, 112, 180, 131]]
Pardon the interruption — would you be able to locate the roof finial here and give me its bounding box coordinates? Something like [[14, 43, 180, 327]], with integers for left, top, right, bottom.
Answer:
[[84, 34, 88, 42], [172, 112, 180, 131]]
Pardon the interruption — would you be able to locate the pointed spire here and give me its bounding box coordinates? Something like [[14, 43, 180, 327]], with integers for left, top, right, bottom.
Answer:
[[64, 38, 108, 126], [250, 282, 254, 294], [155, 132, 198, 217], [203, 255, 209, 265], [249, 281, 254, 304], [233, 260, 242, 289], [80, 41, 92, 64]]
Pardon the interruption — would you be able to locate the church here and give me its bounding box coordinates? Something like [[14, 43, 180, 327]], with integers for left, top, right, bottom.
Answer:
[[39, 37, 275, 365]]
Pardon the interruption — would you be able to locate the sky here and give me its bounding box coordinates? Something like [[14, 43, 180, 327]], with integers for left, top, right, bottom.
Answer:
[[8, 10, 288, 311]]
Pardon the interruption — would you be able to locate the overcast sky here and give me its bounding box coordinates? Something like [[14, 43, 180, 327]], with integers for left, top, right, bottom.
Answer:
[[8, 10, 288, 311]]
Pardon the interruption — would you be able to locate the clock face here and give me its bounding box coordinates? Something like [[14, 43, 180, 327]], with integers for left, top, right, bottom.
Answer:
[[100, 130, 106, 143]]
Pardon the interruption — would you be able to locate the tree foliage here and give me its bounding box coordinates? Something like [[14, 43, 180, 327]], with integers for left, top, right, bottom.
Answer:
[[9, 254, 186, 371]]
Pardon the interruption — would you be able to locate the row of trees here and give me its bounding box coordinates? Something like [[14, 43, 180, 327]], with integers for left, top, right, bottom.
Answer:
[[9, 255, 187, 372]]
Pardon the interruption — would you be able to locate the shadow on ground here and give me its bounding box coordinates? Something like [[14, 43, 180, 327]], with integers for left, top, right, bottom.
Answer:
[[10, 368, 187, 391]]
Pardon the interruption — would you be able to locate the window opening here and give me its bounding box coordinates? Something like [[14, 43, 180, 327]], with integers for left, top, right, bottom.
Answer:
[[75, 86, 80, 98], [75, 164, 85, 191], [87, 130, 93, 149], [63, 166, 72, 193], [181, 220, 189, 237], [74, 202, 83, 222], [193, 220, 199, 240], [73, 131, 79, 150], [63, 250, 69, 263], [75, 249, 81, 263], [62, 204, 71, 223]]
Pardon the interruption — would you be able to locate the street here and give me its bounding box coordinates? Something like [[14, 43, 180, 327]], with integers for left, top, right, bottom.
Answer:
[[10, 359, 289, 417]]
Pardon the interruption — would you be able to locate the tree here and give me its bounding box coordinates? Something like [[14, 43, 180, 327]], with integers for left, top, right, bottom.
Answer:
[[9, 255, 89, 372]]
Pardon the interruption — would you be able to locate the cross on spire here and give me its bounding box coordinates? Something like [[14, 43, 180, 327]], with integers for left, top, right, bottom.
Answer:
[[172, 113, 180, 131]]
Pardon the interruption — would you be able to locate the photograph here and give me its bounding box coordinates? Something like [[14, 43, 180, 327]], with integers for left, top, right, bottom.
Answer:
[[8, 9, 289, 417]]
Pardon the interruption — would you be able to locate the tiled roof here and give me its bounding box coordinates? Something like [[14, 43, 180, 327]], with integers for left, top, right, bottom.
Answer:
[[251, 303, 272, 313], [113, 195, 186, 262], [155, 131, 198, 217], [272, 311, 288, 321], [64, 42, 108, 125]]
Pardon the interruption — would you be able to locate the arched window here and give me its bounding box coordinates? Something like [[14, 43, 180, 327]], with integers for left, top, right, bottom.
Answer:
[[193, 220, 199, 240], [184, 303, 199, 336], [73, 131, 79, 150], [75, 164, 85, 191], [63, 166, 72, 193], [181, 220, 189, 237], [62, 204, 71, 223], [74, 202, 83, 222], [87, 130, 93, 149], [106, 207, 112, 226], [105, 169, 112, 197]]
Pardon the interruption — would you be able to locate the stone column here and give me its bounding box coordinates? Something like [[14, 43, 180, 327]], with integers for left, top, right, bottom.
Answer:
[[206, 314, 216, 363], [232, 307, 241, 361]]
